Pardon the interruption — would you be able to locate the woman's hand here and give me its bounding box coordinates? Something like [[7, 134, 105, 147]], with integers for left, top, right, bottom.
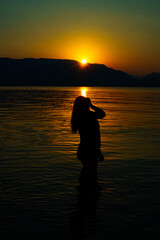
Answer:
[[86, 97, 92, 107]]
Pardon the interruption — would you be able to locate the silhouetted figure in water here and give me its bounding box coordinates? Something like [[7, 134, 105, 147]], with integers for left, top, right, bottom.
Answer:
[[71, 96, 106, 182]]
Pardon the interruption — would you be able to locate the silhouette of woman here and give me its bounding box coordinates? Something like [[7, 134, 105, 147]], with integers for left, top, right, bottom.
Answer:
[[71, 96, 106, 178]]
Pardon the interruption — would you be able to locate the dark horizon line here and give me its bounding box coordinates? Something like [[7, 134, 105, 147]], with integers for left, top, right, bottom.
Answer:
[[1, 57, 160, 78], [0, 56, 160, 87], [0, 56, 157, 77]]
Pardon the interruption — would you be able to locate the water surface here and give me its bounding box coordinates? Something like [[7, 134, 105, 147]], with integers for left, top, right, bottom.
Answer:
[[0, 87, 160, 239]]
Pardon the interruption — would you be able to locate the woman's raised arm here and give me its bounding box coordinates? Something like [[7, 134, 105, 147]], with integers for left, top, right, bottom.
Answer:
[[86, 98, 106, 119]]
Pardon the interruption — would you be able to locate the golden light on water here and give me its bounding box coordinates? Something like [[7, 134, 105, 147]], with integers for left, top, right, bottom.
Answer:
[[81, 88, 87, 97]]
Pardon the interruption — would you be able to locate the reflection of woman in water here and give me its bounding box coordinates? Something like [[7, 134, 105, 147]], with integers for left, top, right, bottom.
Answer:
[[71, 96, 106, 177]]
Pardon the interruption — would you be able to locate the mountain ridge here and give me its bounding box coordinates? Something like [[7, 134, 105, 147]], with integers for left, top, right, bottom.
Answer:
[[0, 58, 159, 87]]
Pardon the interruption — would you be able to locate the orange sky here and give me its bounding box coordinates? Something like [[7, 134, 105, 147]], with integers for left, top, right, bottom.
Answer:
[[0, 0, 160, 76]]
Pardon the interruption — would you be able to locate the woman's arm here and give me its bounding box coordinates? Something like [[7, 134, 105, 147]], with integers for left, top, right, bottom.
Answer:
[[87, 98, 106, 119]]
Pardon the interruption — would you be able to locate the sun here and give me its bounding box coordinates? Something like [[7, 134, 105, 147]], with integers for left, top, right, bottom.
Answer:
[[81, 59, 87, 65]]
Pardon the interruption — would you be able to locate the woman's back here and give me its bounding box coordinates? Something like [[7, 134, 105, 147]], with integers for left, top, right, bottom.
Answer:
[[78, 111, 101, 148]]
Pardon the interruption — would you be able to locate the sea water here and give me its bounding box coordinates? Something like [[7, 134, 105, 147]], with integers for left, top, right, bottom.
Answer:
[[0, 87, 160, 239]]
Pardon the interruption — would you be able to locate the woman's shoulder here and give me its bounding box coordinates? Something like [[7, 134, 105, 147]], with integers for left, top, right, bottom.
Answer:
[[89, 111, 97, 119], [81, 111, 96, 121]]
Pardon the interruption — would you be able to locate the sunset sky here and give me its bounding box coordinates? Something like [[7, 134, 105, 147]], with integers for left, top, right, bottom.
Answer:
[[0, 0, 160, 75]]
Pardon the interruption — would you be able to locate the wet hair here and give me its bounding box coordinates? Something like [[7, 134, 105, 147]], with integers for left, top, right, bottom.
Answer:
[[71, 96, 89, 133]]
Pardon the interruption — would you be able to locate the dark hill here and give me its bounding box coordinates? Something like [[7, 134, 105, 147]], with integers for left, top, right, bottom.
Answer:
[[0, 58, 159, 87]]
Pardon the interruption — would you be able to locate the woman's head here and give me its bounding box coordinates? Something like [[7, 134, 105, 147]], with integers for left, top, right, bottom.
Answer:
[[73, 96, 90, 113], [71, 96, 89, 133]]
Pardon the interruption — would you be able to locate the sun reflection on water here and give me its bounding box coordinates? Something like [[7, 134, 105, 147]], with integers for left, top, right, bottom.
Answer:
[[81, 88, 88, 97]]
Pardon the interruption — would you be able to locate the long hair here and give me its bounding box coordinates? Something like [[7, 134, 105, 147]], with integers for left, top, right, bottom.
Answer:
[[71, 96, 89, 133]]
